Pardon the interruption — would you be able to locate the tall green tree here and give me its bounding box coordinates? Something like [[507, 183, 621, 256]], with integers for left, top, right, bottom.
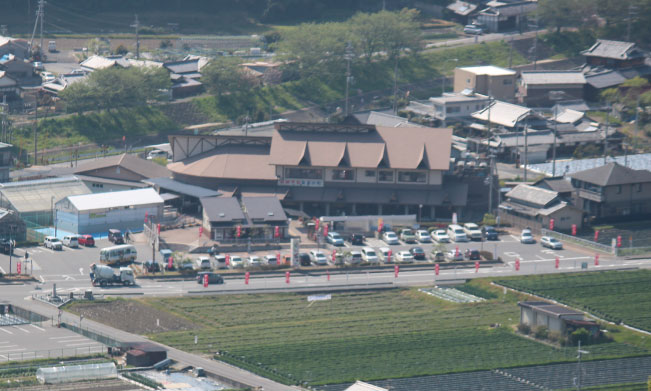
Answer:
[[201, 57, 258, 97], [61, 66, 171, 113]]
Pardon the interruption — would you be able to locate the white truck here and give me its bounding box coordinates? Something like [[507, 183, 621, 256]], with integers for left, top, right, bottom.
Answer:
[[90, 263, 135, 287]]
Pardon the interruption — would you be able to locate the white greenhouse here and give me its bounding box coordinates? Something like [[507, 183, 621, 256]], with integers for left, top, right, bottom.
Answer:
[[36, 362, 117, 384]]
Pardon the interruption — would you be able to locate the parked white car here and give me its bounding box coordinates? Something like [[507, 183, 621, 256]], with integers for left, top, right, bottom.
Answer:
[[520, 229, 535, 244], [40, 71, 55, 83], [44, 236, 62, 250], [431, 230, 450, 243], [309, 250, 328, 266], [463, 223, 483, 241], [416, 230, 431, 243], [540, 236, 563, 249], [195, 256, 212, 270], [147, 149, 168, 160], [361, 247, 379, 264], [215, 255, 228, 269], [246, 256, 262, 267], [230, 255, 243, 268], [326, 232, 344, 246], [345, 251, 363, 265], [62, 235, 79, 248], [378, 247, 393, 263], [264, 254, 279, 265], [395, 251, 414, 263], [382, 231, 399, 245]]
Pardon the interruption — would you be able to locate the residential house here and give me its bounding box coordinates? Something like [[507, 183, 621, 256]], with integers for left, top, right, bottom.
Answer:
[[143, 177, 220, 214], [519, 301, 599, 336], [445, 1, 479, 25], [454, 65, 517, 102], [569, 162, 651, 220], [73, 153, 171, 192], [200, 196, 288, 241], [582, 40, 647, 70], [42, 73, 88, 97], [163, 58, 205, 98], [580, 40, 651, 100], [240, 61, 282, 85], [0, 37, 29, 59], [518, 71, 587, 107], [345, 381, 388, 391], [406, 91, 490, 126], [169, 122, 470, 221], [0, 142, 12, 183], [477, 0, 537, 33], [79, 55, 130, 72], [470, 100, 545, 132], [353, 110, 424, 128], [533, 177, 574, 199], [498, 184, 583, 232], [0, 71, 19, 101], [0, 54, 38, 86]]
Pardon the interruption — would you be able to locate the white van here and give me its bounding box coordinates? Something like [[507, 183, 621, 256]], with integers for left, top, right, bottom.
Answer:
[[447, 224, 469, 242], [62, 235, 79, 248], [44, 236, 63, 250], [214, 255, 228, 269], [99, 244, 138, 266]]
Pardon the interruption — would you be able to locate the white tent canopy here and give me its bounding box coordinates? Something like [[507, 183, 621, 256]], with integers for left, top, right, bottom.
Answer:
[[36, 362, 117, 384]]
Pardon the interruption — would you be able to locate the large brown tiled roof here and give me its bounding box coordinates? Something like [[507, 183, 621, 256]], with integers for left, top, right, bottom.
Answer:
[[269, 125, 452, 170], [167, 145, 276, 181]]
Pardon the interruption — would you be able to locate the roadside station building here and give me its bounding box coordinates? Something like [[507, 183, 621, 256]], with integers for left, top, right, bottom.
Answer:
[[170, 122, 470, 221], [55, 188, 164, 235]]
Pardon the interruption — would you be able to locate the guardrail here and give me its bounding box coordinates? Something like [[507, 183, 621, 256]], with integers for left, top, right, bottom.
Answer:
[[541, 229, 615, 255], [61, 323, 123, 348]]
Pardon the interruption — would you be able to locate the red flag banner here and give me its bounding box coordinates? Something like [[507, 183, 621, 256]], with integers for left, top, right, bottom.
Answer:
[[245, 271, 250, 285], [203, 273, 209, 287], [435, 263, 440, 276]]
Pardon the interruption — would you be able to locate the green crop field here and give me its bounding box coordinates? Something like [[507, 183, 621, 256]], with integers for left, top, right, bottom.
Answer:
[[495, 270, 651, 332], [143, 288, 649, 386]]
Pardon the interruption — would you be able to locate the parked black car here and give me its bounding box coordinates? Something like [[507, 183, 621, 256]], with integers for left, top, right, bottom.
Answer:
[[0, 239, 13, 255], [482, 226, 499, 241], [410, 247, 426, 261], [349, 233, 365, 245], [298, 253, 311, 266], [464, 249, 481, 260], [143, 260, 161, 273]]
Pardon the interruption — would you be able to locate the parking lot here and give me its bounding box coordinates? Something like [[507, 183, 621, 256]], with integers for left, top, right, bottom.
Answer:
[[0, 320, 104, 362]]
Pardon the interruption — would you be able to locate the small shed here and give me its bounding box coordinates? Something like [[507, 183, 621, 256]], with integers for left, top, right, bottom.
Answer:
[[125, 342, 167, 367], [36, 362, 117, 384], [519, 301, 585, 334]]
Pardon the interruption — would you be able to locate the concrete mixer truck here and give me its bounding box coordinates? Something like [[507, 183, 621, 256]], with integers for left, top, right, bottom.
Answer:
[[90, 263, 135, 287]]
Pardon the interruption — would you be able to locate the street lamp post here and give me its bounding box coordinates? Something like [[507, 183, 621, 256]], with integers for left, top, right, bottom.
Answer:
[[418, 204, 423, 224]]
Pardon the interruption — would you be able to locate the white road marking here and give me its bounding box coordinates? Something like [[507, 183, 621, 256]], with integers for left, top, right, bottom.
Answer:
[[65, 342, 101, 347], [40, 247, 55, 254], [14, 327, 30, 333], [38, 275, 45, 283], [0, 266, 4, 274], [510, 235, 519, 241], [79, 267, 84, 275], [62, 275, 75, 281], [0, 328, 13, 335], [29, 324, 45, 331], [49, 336, 86, 340], [503, 252, 521, 258], [0, 348, 26, 352]]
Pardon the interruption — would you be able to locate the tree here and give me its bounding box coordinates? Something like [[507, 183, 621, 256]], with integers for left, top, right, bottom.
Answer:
[[114, 44, 129, 55], [61, 66, 171, 113], [277, 21, 349, 78], [538, 0, 588, 32], [374, 9, 421, 60], [202, 57, 258, 97]]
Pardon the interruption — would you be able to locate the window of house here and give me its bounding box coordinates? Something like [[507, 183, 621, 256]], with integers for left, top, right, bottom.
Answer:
[[617, 185, 622, 194], [365, 170, 376, 178], [446, 106, 460, 113], [331, 169, 354, 181], [503, 79, 512, 85], [637, 183, 643, 192], [398, 171, 427, 183], [285, 168, 323, 179], [378, 170, 394, 182]]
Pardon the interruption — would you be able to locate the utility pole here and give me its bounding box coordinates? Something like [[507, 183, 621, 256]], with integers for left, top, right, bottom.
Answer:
[[344, 42, 354, 117], [39, 0, 44, 56], [552, 104, 558, 176], [604, 105, 610, 164], [32, 93, 38, 166], [488, 154, 495, 214], [392, 57, 398, 115], [1, 96, 8, 143], [131, 14, 140, 59], [523, 124, 529, 182]]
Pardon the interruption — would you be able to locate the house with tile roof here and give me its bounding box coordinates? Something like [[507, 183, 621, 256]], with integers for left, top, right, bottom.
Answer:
[[569, 162, 651, 220]]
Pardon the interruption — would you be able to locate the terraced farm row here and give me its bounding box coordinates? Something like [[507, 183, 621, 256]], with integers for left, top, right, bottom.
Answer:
[[496, 270, 651, 332]]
